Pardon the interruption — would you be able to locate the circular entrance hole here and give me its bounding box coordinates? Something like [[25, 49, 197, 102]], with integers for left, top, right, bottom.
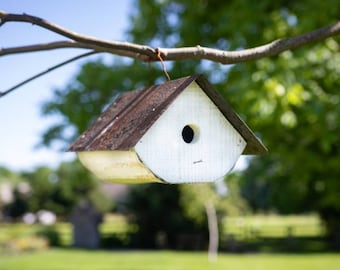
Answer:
[[182, 125, 198, 144]]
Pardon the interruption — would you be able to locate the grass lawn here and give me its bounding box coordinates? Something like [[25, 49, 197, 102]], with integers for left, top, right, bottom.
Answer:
[[0, 214, 324, 246], [1, 249, 339, 270], [223, 214, 324, 239]]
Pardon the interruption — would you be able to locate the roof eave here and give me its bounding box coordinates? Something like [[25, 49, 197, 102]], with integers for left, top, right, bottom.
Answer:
[[195, 75, 267, 155]]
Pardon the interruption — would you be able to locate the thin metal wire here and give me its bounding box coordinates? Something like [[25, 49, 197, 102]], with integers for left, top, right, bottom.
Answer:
[[155, 48, 170, 81]]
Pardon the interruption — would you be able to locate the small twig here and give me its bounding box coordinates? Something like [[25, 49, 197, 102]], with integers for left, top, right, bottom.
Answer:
[[0, 51, 97, 97]]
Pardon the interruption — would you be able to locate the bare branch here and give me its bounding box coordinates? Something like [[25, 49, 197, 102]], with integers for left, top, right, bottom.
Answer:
[[0, 41, 91, 55], [0, 51, 97, 97], [0, 40, 152, 61], [159, 22, 340, 64], [0, 10, 156, 59], [0, 10, 339, 65]]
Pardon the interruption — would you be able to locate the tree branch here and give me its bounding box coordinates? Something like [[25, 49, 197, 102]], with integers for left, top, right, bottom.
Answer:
[[1, 10, 339, 65], [0, 41, 91, 55], [0, 10, 155, 59], [0, 51, 97, 97], [159, 22, 340, 64], [0, 40, 151, 61]]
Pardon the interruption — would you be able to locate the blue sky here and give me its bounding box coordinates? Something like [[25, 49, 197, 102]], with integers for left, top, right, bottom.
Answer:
[[0, 1, 132, 171]]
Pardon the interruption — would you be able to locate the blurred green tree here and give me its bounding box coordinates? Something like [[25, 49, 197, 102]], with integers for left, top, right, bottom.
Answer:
[[180, 174, 248, 259], [22, 161, 113, 248], [126, 0, 340, 247], [126, 183, 207, 249], [22, 161, 113, 217], [40, 0, 340, 247], [22, 167, 55, 213], [0, 167, 29, 220]]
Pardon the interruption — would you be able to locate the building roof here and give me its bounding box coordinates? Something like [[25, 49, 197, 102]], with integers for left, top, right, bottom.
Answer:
[[68, 74, 267, 154]]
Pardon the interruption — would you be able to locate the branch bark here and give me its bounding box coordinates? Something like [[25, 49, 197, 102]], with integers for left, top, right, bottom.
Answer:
[[0, 41, 148, 60], [1, 10, 339, 64], [0, 10, 155, 60]]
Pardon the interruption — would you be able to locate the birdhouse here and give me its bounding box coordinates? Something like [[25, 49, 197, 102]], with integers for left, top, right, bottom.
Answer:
[[68, 74, 266, 184]]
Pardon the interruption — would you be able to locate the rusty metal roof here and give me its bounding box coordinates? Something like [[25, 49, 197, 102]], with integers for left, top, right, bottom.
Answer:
[[68, 74, 267, 154]]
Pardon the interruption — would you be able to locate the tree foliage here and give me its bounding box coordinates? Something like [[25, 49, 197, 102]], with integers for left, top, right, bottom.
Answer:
[[127, 0, 340, 244], [0, 167, 29, 219], [19, 161, 113, 217], [40, 0, 340, 245], [180, 175, 249, 225], [126, 183, 208, 249]]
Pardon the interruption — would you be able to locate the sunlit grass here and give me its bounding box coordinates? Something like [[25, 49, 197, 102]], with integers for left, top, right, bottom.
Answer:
[[0, 249, 339, 270], [0, 223, 72, 246], [223, 214, 324, 239]]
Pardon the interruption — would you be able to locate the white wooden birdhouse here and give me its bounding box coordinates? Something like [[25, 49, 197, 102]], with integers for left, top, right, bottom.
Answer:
[[68, 74, 266, 184]]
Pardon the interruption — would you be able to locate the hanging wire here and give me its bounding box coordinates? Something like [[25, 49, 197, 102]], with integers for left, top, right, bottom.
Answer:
[[155, 48, 171, 81], [0, 50, 98, 98]]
